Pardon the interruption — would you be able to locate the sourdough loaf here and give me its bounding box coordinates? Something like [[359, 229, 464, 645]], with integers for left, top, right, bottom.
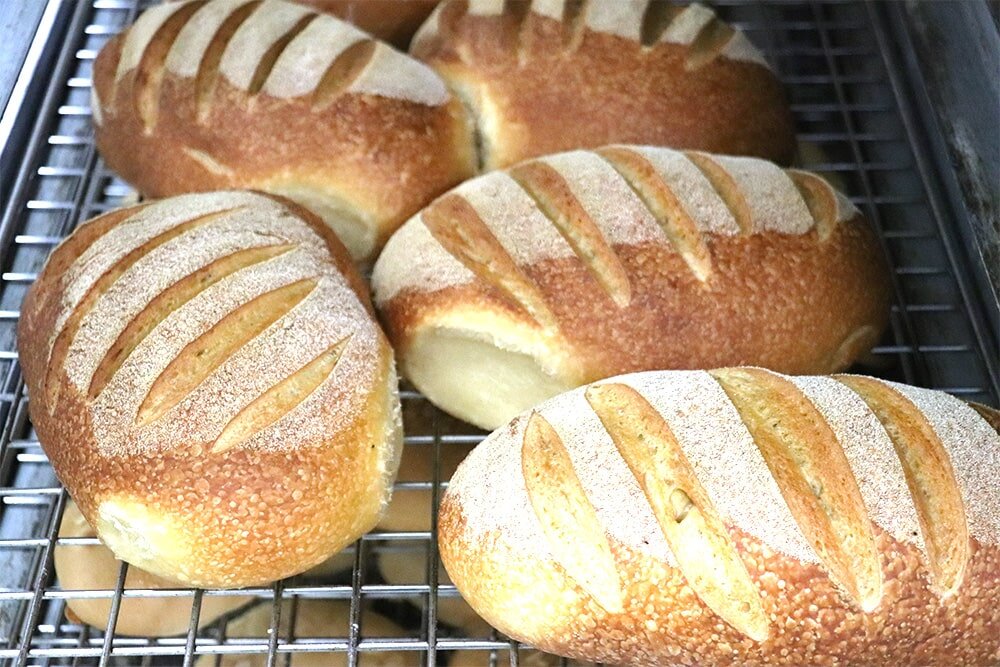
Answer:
[[54, 500, 253, 635], [18, 191, 402, 588], [411, 0, 796, 169], [372, 145, 890, 430], [92, 0, 475, 261], [439, 368, 1000, 666]]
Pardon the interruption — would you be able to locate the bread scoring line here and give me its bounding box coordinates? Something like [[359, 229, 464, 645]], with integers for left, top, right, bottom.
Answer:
[[418, 1, 770, 69], [372, 146, 860, 305], [40, 191, 380, 457], [448, 369, 1000, 615], [113, 0, 449, 108]]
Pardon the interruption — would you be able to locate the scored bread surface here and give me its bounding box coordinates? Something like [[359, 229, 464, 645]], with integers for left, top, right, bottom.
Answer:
[[19, 191, 402, 587], [411, 1, 794, 168], [40, 191, 380, 455], [112, 0, 447, 108], [374, 146, 859, 303], [415, 1, 768, 68], [440, 369, 1000, 664], [91, 0, 475, 261], [373, 146, 887, 430]]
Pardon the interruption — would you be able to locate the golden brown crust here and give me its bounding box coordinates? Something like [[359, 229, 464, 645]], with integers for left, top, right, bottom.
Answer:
[[18, 192, 402, 588], [92, 0, 475, 261], [412, 1, 796, 169], [382, 220, 890, 384], [438, 369, 1000, 665], [441, 504, 1000, 667], [373, 146, 889, 429]]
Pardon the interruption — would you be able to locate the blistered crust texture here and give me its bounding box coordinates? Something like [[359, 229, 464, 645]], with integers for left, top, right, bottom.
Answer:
[[439, 369, 1000, 666], [92, 0, 475, 261], [411, 0, 796, 168], [18, 191, 403, 588]]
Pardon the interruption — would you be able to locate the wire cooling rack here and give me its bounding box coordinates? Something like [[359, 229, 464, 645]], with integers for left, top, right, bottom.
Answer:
[[1, 1, 998, 666]]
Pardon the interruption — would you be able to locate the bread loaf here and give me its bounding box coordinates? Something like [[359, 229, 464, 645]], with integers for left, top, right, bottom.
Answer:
[[18, 191, 402, 588], [54, 500, 253, 635], [411, 1, 796, 169], [294, 0, 438, 47], [439, 368, 1000, 666], [372, 145, 890, 430], [92, 0, 475, 261]]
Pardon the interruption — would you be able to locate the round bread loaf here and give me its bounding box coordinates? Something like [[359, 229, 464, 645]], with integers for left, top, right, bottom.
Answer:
[[439, 368, 1000, 666], [410, 1, 796, 170], [19, 191, 402, 588], [195, 598, 410, 665], [91, 0, 475, 262], [55, 500, 253, 635], [294, 0, 438, 47], [372, 146, 891, 430]]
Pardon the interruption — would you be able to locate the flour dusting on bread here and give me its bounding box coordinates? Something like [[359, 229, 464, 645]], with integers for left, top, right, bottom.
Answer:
[[373, 146, 861, 303], [881, 380, 1000, 545], [448, 368, 1000, 582], [789, 376, 926, 551], [116, 0, 449, 106], [47, 192, 382, 456]]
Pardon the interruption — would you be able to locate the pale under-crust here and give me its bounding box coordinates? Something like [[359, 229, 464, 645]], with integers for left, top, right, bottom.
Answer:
[[54, 500, 254, 636], [373, 146, 890, 430], [439, 369, 1000, 666], [19, 191, 403, 588]]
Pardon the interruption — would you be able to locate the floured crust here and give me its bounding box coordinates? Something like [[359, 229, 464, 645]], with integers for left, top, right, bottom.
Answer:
[[373, 146, 888, 429], [18, 191, 403, 588], [411, 1, 795, 169], [439, 369, 1000, 665], [92, 0, 475, 261]]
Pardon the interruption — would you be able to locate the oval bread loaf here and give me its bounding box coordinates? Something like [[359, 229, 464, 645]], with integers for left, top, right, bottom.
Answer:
[[440, 368, 1000, 666], [18, 191, 402, 588], [411, 0, 796, 169], [372, 145, 891, 430], [55, 500, 253, 635], [92, 0, 475, 262]]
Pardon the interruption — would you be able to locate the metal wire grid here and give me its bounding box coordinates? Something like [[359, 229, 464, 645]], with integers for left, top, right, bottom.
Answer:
[[0, 1, 997, 665]]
